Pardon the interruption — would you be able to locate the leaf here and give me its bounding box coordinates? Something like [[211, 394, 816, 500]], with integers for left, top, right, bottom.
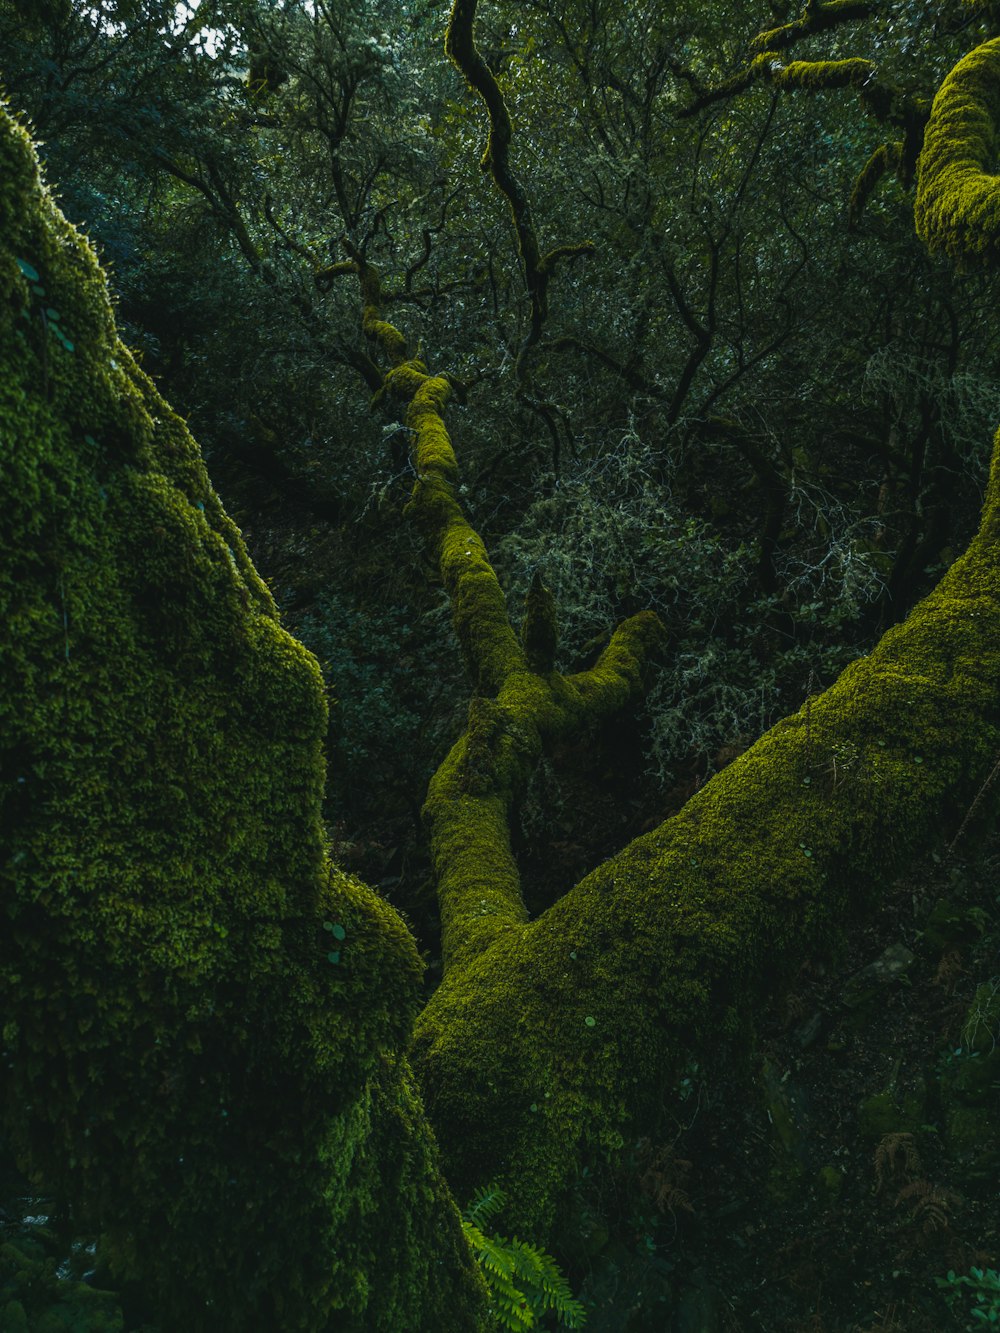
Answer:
[[584, 1016, 596, 1027], [331, 923, 346, 941], [326, 951, 341, 964], [16, 257, 39, 282]]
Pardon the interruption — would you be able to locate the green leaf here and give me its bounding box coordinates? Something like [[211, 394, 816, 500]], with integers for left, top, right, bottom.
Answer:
[[331, 923, 346, 941], [16, 257, 39, 282], [584, 1016, 596, 1027], [326, 951, 340, 964]]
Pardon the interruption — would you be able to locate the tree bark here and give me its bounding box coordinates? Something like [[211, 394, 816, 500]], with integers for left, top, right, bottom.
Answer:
[[0, 103, 485, 1332]]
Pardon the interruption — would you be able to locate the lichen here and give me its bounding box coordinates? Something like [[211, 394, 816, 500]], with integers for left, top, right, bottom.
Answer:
[[915, 37, 1000, 263], [0, 102, 486, 1330]]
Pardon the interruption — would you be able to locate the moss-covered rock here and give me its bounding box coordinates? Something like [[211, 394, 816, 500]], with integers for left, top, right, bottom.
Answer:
[[0, 1237, 122, 1332], [0, 103, 485, 1330], [858, 1080, 927, 1140]]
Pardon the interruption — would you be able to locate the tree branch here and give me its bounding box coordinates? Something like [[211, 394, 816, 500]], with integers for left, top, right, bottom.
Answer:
[[445, 0, 594, 376]]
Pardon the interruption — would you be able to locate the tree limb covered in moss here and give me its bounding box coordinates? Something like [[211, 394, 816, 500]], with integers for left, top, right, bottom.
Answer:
[[750, 0, 876, 55], [849, 139, 903, 225], [413, 421, 1000, 1229], [681, 52, 882, 117], [677, 47, 929, 216], [340, 258, 664, 970], [915, 37, 1000, 263]]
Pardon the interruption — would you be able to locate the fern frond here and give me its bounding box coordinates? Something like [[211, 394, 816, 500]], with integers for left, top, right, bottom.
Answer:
[[460, 1191, 587, 1330], [464, 1182, 507, 1228], [508, 1237, 587, 1327]]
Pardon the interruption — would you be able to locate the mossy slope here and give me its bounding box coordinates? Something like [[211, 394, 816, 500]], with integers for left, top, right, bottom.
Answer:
[[0, 103, 484, 1330]]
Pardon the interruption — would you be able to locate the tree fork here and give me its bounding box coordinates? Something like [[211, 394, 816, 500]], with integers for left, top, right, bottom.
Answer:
[[341, 257, 665, 974], [410, 21, 1000, 1242]]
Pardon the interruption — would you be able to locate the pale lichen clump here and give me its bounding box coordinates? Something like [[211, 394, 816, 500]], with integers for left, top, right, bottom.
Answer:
[[915, 37, 1000, 263], [0, 103, 485, 1330]]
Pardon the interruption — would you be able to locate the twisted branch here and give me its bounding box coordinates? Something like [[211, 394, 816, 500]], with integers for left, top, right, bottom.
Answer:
[[445, 0, 594, 376]]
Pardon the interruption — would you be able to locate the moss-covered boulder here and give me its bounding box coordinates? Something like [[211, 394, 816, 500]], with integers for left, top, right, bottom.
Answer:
[[0, 1237, 122, 1332], [0, 102, 485, 1330]]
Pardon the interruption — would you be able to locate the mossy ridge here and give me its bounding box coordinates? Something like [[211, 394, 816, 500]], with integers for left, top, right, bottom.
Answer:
[[0, 103, 485, 1329], [915, 37, 1000, 263], [413, 428, 1000, 1237]]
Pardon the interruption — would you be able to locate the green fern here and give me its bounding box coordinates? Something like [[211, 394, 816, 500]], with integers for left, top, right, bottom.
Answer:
[[461, 1187, 587, 1330]]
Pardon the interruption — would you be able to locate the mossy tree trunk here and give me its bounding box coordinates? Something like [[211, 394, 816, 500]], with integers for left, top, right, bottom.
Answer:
[[0, 103, 485, 1332]]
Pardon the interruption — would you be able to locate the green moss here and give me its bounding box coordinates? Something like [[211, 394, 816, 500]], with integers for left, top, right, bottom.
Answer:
[[750, 0, 874, 54], [849, 140, 903, 224], [0, 1240, 122, 1332], [915, 38, 1000, 263], [413, 426, 1000, 1237], [777, 56, 876, 92], [0, 103, 486, 1330], [858, 1083, 926, 1139]]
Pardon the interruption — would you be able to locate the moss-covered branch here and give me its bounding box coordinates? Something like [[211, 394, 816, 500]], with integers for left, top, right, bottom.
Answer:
[[678, 46, 929, 216], [406, 32, 1000, 1210], [915, 37, 1000, 263], [750, 0, 876, 55], [341, 260, 664, 972], [849, 139, 903, 224]]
